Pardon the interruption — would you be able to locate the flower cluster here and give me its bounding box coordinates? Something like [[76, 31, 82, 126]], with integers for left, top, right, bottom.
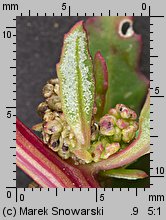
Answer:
[[33, 78, 138, 164], [90, 104, 138, 162], [33, 78, 77, 160]]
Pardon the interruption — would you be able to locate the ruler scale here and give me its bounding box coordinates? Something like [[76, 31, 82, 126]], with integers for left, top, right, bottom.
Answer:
[[0, 0, 165, 218]]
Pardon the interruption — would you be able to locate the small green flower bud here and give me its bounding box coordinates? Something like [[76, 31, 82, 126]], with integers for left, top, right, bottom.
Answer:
[[58, 147, 70, 160], [112, 127, 122, 142], [59, 113, 65, 121], [91, 122, 99, 141], [54, 83, 60, 96], [129, 121, 139, 131], [49, 133, 60, 152], [43, 120, 62, 135], [42, 83, 54, 98], [46, 95, 61, 110], [43, 110, 55, 122], [63, 137, 71, 146], [42, 131, 50, 144], [72, 149, 93, 164], [50, 132, 60, 142], [120, 142, 128, 149], [57, 137, 70, 159], [32, 123, 43, 132], [61, 128, 70, 139], [122, 125, 136, 143], [54, 102, 62, 112], [116, 119, 129, 129], [101, 142, 120, 160], [116, 104, 137, 120], [55, 78, 59, 84], [99, 115, 116, 136], [37, 102, 48, 117], [69, 132, 75, 140], [129, 110, 137, 120], [69, 138, 77, 149], [108, 108, 120, 118], [62, 143, 69, 152], [91, 131, 99, 142], [116, 104, 131, 119], [54, 116, 63, 125], [50, 140, 60, 151], [53, 111, 61, 118], [48, 78, 59, 85], [91, 122, 99, 133], [91, 142, 104, 162]]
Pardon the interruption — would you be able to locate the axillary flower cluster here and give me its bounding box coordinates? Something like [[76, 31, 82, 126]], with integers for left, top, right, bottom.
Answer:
[[33, 77, 138, 164]]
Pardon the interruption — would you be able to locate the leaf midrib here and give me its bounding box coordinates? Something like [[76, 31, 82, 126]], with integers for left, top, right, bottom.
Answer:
[[75, 37, 89, 148]]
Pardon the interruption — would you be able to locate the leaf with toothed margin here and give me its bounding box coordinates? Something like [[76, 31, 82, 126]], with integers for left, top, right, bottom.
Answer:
[[99, 168, 148, 180], [94, 51, 108, 120], [85, 17, 148, 115], [56, 21, 95, 163]]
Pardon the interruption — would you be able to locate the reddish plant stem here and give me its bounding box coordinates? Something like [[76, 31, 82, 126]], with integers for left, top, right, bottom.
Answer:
[[16, 117, 99, 188]]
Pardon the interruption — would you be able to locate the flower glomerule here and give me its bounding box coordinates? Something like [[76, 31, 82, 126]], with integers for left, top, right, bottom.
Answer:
[[34, 76, 139, 164], [91, 104, 139, 162]]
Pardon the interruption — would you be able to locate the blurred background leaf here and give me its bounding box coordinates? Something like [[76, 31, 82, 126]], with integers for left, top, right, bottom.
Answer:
[[85, 17, 148, 115]]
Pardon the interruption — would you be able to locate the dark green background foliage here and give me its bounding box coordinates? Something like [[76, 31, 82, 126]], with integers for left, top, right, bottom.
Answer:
[[17, 17, 149, 188]]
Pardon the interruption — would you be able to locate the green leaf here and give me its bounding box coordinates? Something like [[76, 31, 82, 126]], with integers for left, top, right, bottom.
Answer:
[[94, 51, 108, 120], [85, 17, 148, 115], [56, 21, 95, 163], [100, 168, 148, 180]]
